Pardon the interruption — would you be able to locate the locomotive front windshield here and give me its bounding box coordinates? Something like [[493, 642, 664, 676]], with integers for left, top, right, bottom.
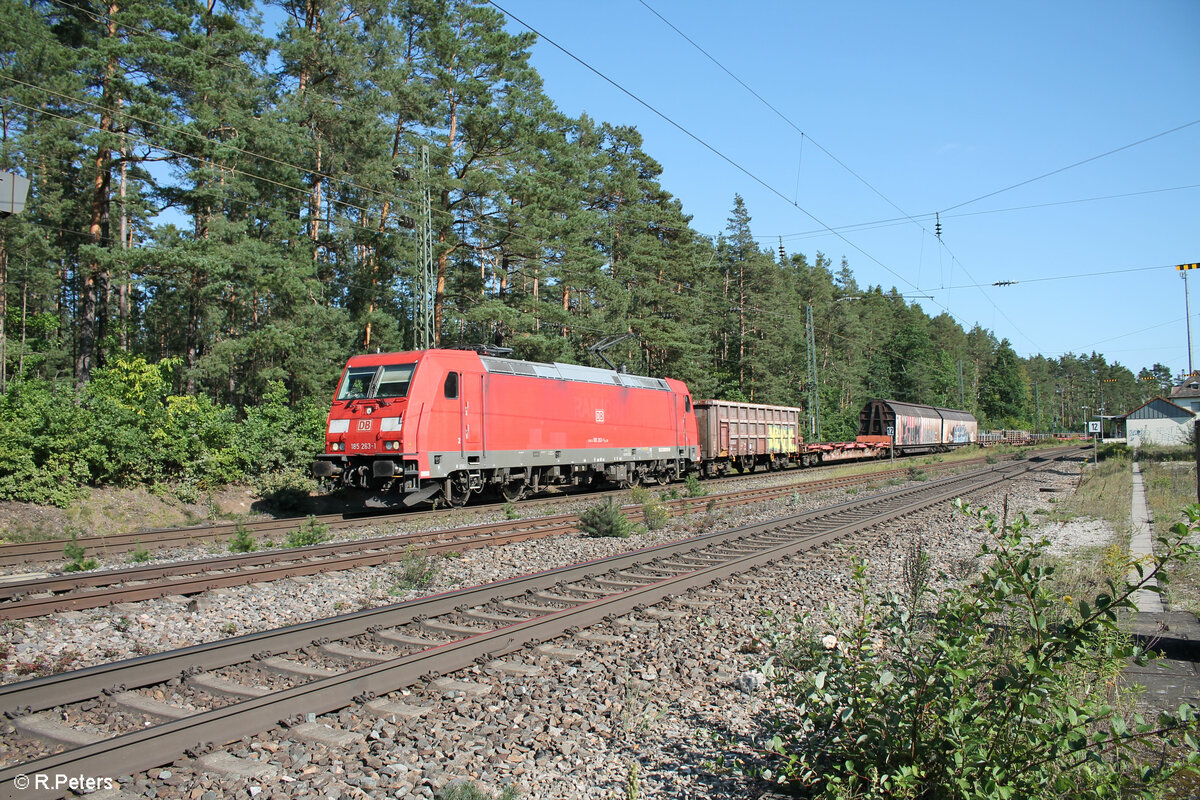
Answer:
[[336, 363, 416, 400]]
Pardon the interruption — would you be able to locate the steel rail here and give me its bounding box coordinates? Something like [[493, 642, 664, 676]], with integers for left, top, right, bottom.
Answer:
[[0, 450, 1080, 800], [0, 460, 993, 619], [0, 455, 1066, 718], [0, 452, 1014, 567], [0, 450, 1079, 799]]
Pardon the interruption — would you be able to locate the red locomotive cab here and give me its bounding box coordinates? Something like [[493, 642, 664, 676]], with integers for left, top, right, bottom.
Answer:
[[313, 354, 421, 492]]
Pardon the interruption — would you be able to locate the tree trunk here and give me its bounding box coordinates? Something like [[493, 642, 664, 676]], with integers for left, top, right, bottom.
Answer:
[[77, 0, 118, 385]]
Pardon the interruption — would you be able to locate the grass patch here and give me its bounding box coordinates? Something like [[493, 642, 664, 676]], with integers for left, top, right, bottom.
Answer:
[[1058, 455, 1132, 537], [1143, 456, 1200, 615], [388, 547, 441, 594]]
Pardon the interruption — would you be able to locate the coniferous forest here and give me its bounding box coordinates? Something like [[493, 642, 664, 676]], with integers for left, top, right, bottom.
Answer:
[[0, 0, 1176, 504]]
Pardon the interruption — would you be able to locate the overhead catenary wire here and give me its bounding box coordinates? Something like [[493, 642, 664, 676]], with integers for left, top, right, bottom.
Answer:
[[485, 0, 1006, 345], [625, 0, 1046, 354], [939, 118, 1200, 214]]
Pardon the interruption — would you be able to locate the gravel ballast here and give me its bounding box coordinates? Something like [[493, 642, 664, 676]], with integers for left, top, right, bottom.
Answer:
[[1, 456, 1097, 799]]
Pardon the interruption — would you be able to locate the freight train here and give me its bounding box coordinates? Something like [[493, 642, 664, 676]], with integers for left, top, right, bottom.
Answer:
[[311, 348, 979, 507]]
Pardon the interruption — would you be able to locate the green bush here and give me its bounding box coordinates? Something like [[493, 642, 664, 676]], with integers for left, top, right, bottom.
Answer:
[[255, 467, 316, 513], [62, 533, 98, 572], [685, 474, 707, 497], [642, 496, 670, 531], [0, 379, 95, 506], [631, 486, 670, 531], [0, 356, 326, 507], [1098, 441, 1130, 461], [388, 547, 441, 594], [738, 500, 1200, 798], [227, 523, 257, 553], [284, 516, 331, 548], [578, 498, 633, 538]]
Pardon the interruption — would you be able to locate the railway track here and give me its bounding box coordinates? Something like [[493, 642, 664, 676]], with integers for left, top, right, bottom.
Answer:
[[0, 457, 1007, 620], [0, 451, 1016, 569], [0, 448, 1079, 799]]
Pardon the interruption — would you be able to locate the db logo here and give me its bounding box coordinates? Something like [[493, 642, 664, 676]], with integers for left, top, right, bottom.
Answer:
[[595, 409, 605, 423], [357, 420, 372, 432]]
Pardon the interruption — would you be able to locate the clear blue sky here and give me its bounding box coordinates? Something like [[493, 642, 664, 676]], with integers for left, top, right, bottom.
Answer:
[[491, 0, 1200, 378]]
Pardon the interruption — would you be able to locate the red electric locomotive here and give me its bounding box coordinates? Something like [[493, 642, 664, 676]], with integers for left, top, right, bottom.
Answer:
[[312, 348, 700, 507]]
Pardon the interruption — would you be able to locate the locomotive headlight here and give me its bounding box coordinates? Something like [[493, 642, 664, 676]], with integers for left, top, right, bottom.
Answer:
[[328, 419, 350, 434], [381, 416, 403, 432]]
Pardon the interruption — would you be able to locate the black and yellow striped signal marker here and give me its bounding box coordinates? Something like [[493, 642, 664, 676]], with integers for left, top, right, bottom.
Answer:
[[1177, 263, 1200, 270]]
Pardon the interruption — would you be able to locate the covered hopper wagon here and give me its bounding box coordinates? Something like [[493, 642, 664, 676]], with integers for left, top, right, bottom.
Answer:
[[856, 399, 978, 454]]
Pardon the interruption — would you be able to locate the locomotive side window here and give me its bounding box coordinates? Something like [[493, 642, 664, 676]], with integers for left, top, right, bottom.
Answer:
[[336, 367, 377, 400], [444, 372, 459, 399], [375, 363, 415, 398], [685, 397, 691, 412]]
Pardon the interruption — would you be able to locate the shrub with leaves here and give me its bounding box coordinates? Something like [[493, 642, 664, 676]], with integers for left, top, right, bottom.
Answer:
[[388, 547, 441, 594], [227, 523, 257, 553], [632, 486, 670, 531], [284, 516, 331, 548], [62, 533, 98, 572], [578, 497, 633, 538], [685, 474, 707, 497], [741, 499, 1200, 799]]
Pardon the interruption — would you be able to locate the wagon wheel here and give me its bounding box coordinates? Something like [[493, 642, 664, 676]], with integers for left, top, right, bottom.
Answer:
[[500, 480, 526, 503], [741, 456, 756, 474], [444, 473, 472, 508]]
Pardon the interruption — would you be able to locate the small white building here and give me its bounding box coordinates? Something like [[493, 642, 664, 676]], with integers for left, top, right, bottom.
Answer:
[[1172, 378, 1200, 414], [1121, 396, 1196, 448]]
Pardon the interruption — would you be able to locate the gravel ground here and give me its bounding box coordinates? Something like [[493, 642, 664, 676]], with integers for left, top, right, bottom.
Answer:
[[0, 456, 1092, 799]]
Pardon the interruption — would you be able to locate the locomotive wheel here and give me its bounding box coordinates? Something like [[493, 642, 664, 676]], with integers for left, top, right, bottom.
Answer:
[[620, 465, 643, 489], [500, 480, 526, 502], [655, 469, 670, 486], [444, 473, 472, 508]]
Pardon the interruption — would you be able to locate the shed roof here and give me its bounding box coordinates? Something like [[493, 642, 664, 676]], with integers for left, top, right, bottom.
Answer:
[[1170, 379, 1200, 399], [1119, 396, 1195, 421]]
